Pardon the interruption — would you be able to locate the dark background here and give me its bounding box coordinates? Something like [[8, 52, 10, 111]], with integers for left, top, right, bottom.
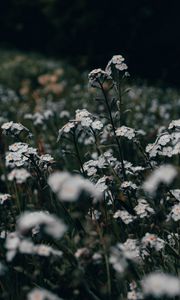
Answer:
[[0, 0, 180, 84]]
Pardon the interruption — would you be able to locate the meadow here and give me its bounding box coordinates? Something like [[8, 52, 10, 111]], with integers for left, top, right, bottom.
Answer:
[[0, 51, 180, 300]]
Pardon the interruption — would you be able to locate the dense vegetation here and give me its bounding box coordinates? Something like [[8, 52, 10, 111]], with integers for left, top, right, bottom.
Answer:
[[0, 51, 180, 299]]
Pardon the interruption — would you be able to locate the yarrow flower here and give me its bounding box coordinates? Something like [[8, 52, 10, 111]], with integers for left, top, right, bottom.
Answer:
[[0, 193, 11, 205], [113, 210, 136, 224], [134, 199, 154, 218], [17, 211, 67, 239], [105, 55, 128, 76], [1, 121, 30, 136], [141, 233, 165, 252], [48, 171, 102, 202], [7, 168, 31, 184], [116, 126, 135, 140], [88, 68, 111, 87], [143, 164, 177, 195], [141, 272, 180, 298], [168, 203, 180, 221], [27, 288, 62, 300]]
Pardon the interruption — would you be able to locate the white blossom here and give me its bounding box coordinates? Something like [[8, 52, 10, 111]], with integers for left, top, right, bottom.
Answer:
[[0, 193, 11, 204], [113, 210, 136, 224], [134, 199, 154, 218], [116, 126, 135, 140], [141, 233, 165, 252], [168, 203, 180, 221], [143, 165, 177, 195], [7, 168, 31, 184], [48, 171, 102, 202], [17, 211, 67, 239], [142, 273, 180, 298], [27, 288, 62, 300]]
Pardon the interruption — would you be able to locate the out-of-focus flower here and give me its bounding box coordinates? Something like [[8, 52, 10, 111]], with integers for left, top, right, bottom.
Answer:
[[143, 165, 177, 195], [7, 168, 31, 184], [27, 288, 62, 300], [141, 273, 180, 298], [113, 210, 136, 224], [17, 211, 67, 239], [48, 171, 102, 202]]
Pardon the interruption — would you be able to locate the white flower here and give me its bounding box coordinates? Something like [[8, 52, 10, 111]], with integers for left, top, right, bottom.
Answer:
[[170, 189, 180, 201], [169, 203, 180, 221], [75, 109, 91, 121], [1, 121, 29, 136], [143, 165, 177, 195], [5, 232, 20, 261], [48, 171, 102, 202], [17, 211, 67, 239], [168, 119, 180, 130], [142, 273, 180, 298], [141, 233, 165, 252], [121, 181, 137, 190], [58, 122, 76, 140], [34, 244, 62, 257], [95, 176, 108, 192], [134, 199, 154, 218], [113, 210, 136, 224], [88, 69, 111, 87], [81, 117, 93, 127], [7, 168, 31, 183], [109, 245, 128, 273], [119, 239, 140, 261], [116, 126, 135, 140], [75, 247, 90, 259], [0, 193, 11, 204], [106, 55, 128, 75], [91, 120, 103, 130], [27, 288, 62, 300], [158, 133, 171, 146]]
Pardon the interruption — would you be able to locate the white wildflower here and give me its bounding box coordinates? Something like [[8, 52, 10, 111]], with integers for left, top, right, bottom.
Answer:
[[0, 193, 11, 204], [1, 121, 29, 136], [17, 211, 67, 239], [27, 288, 62, 300], [141, 233, 165, 252], [121, 181, 137, 190], [168, 119, 180, 130], [48, 171, 102, 202], [116, 126, 135, 140], [168, 203, 180, 221], [91, 120, 103, 130], [106, 55, 128, 76], [7, 168, 31, 184], [113, 210, 136, 224], [142, 273, 180, 298], [134, 199, 154, 218], [88, 69, 111, 87], [143, 164, 177, 195]]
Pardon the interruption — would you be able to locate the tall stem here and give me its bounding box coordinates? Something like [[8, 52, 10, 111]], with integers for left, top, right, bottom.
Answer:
[[99, 81, 127, 181], [73, 130, 86, 176]]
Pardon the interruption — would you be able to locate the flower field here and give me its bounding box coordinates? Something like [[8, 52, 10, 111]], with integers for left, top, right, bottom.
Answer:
[[0, 51, 180, 300]]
